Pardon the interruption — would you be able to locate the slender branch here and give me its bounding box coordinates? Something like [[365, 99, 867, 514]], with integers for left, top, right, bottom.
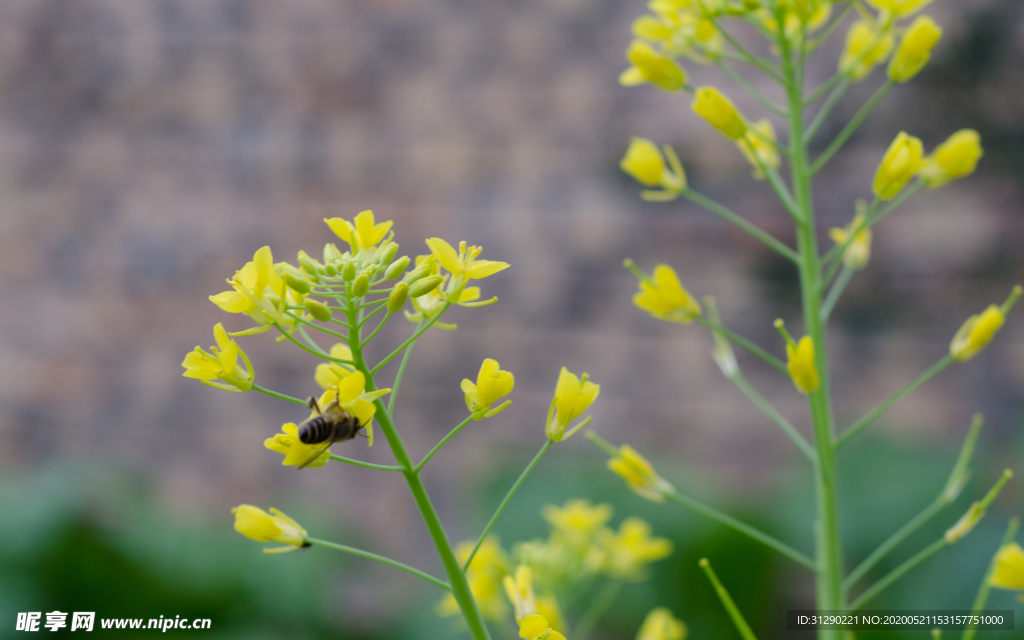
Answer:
[[762, 163, 804, 223], [699, 558, 759, 640], [843, 498, 945, 592], [836, 355, 956, 447], [666, 491, 816, 570], [273, 322, 351, 364], [389, 320, 426, 414], [804, 73, 845, 105], [682, 189, 799, 263], [719, 60, 788, 117], [306, 537, 451, 591], [961, 518, 1020, 640], [819, 264, 855, 322], [415, 415, 476, 472], [805, 79, 850, 142], [328, 454, 404, 472], [730, 373, 816, 460], [820, 198, 879, 283], [462, 439, 554, 571], [283, 311, 349, 340], [252, 384, 307, 406], [810, 79, 894, 174], [847, 538, 949, 612], [694, 315, 789, 375], [371, 302, 453, 375], [357, 304, 387, 329], [359, 310, 394, 348], [713, 17, 784, 83], [571, 579, 622, 640], [809, 0, 856, 53]]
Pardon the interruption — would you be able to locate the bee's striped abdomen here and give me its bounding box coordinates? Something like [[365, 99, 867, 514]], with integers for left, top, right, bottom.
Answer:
[[299, 416, 334, 444]]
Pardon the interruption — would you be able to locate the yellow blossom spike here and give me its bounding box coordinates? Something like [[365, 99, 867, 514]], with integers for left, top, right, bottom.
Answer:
[[630, 263, 702, 324], [210, 247, 288, 326], [622, 40, 687, 91], [231, 505, 308, 553], [919, 129, 983, 188], [607, 444, 675, 503], [949, 287, 1021, 362], [828, 207, 872, 270], [888, 16, 942, 82], [637, 607, 688, 640], [461, 358, 515, 419], [692, 87, 747, 140], [546, 367, 600, 441], [737, 119, 780, 180], [990, 542, 1024, 590], [839, 20, 894, 82], [873, 132, 924, 200]]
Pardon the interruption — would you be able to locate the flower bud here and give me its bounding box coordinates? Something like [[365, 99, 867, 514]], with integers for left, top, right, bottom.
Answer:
[[888, 16, 942, 82], [607, 444, 674, 503], [297, 250, 322, 280], [989, 543, 1024, 590], [351, 272, 369, 297], [839, 20, 894, 82], [377, 241, 399, 265], [341, 261, 356, 282], [387, 281, 409, 312], [304, 298, 332, 322], [324, 262, 337, 277], [692, 87, 747, 140], [873, 132, 924, 200], [232, 505, 308, 553], [620, 138, 666, 186], [403, 260, 434, 284], [283, 272, 310, 294], [919, 129, 983, 188], [409, 274, 444, 298], [323, 243, 343, 264], [385, 255, 411, 280], [620, 40, 686, 91]]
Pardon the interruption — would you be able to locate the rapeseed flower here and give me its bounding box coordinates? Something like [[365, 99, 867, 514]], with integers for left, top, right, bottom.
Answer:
[[462, 358, 514, 419], [209, 246, 288, 327], [631, 263, 701, 323], [873, 132, 924, 200], [181, 322, 254, 392], [620, 40, 687, 91], [692, 87, 747, 140], [949, 287, 1021, 362], [324, 210, 393, 252], [776, 320, 820, 393], [990, 543, 1024, 590], [839, 20, 894, 82], [546, 368, 600, 442], [231, 505, 308, 554], [829, 208, 873, 270], [919, 130, 983, 188], [888, 16, 942, 82], [607, 445, 674, 503]]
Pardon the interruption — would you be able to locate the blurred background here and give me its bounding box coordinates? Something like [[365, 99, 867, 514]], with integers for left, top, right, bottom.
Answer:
[[1, 0, 1023, 637]]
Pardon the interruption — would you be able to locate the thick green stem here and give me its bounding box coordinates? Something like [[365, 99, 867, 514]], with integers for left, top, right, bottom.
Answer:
[[306, 537, 450, 591], [780, 29, 845, 631], [345, 304, 492, 640], [462, 439, 554, 571]]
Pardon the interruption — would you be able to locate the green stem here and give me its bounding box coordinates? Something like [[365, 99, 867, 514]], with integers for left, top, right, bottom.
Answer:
[[805, 79, 850, 141], [344, 304, 492, 640], [328, 454, 404, 472], [719, 60, 788, 116], [699, 558, 759, 640], [694, 315, 788, 374], [389, 320, 425, 414], [836, 355, 955, 448], [961, 518, 1020, 640], [371, 303, 453, 375], [251, 384, 307, 406], [359, 310, 393, 348], [819, 264, 855, 322], [356, 304, 387, 329], [666, 491, 816, 570], [712, 17, 784, 83], [843, 498, 945, 592], [847, 538, 949, 612], [283, 311, 350, 340], [731, 373, 816, 460], [809, 0, 856, 53], [571, 579, 622, 640], [415, 415, 475, 473], [306, 537, 451, 591], [684, 187, 802, 262], [682, 190, 799, 263], [462, 439, 554, 571], [273, 322, 350, 364], [810, 79, 894, 174]]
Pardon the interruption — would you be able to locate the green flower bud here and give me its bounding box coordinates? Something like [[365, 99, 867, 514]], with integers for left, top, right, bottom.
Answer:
[[378, 242, 399, 264], [324, 263, 337, 276], [297, 251, 322, 281], [384, 255, 410, 280], [403, 260, 433, 284], [341, 261, 356, 282], [304, 298, 332, 322], [352, 272, 370, 297], [283, 272, 311, 294], [408, 274, 444, 298], [388, 282, 409, 312], [323, 243, 343, 264]]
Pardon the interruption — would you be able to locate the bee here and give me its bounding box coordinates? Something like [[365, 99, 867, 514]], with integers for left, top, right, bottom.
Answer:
[[296, 394, 366, 469]]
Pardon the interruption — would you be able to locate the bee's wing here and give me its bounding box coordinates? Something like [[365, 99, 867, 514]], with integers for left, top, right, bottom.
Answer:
[[297, 442, 332, 470]]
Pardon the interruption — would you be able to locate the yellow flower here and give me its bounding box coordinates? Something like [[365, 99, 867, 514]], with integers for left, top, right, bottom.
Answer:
[[873, 132, 924, 200], [865, 0, 933, 16], [535, 594, 564, 635], [546, 367, 600, 442], [542, 499, 614, 545], [324, 210, 393, 252], [620, 138, 687, 201], [517, 614, 566, 640], [438, 538, 510, 622], [839, 20, 894, 82], [691, 87, 746, 140], [264, 422, 332, 467], [462, 358, 515, 419], [919, 129, 983, 188], [950, 287, 1020, 361], [231, 505, 308, 554], [632, 264, 701, 323], [209, 246, 288, 327], [608, 445, 675, 503], [313, 343, 355, 389], [637, 607, 688, 640], [737, 119, 780, 180], [504, 565, 537, 619], [181, 322, 254, 392], [600, 517, 673, 580], [828, 210, 872, 270], [990, 543, 1024, 590], [888, 16, 942, 82], [775, 321, 820, 393], [425, 238, 509, 303], [620, 40, 687, 92]]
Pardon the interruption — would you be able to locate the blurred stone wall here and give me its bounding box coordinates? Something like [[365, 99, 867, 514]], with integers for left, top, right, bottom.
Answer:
[[1, 0, 1023, 620]]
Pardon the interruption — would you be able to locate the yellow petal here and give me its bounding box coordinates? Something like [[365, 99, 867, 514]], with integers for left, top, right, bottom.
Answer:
[[465, 259, 510, 279], [425, 238, 462, 274], [210, 291, 253, 314]]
